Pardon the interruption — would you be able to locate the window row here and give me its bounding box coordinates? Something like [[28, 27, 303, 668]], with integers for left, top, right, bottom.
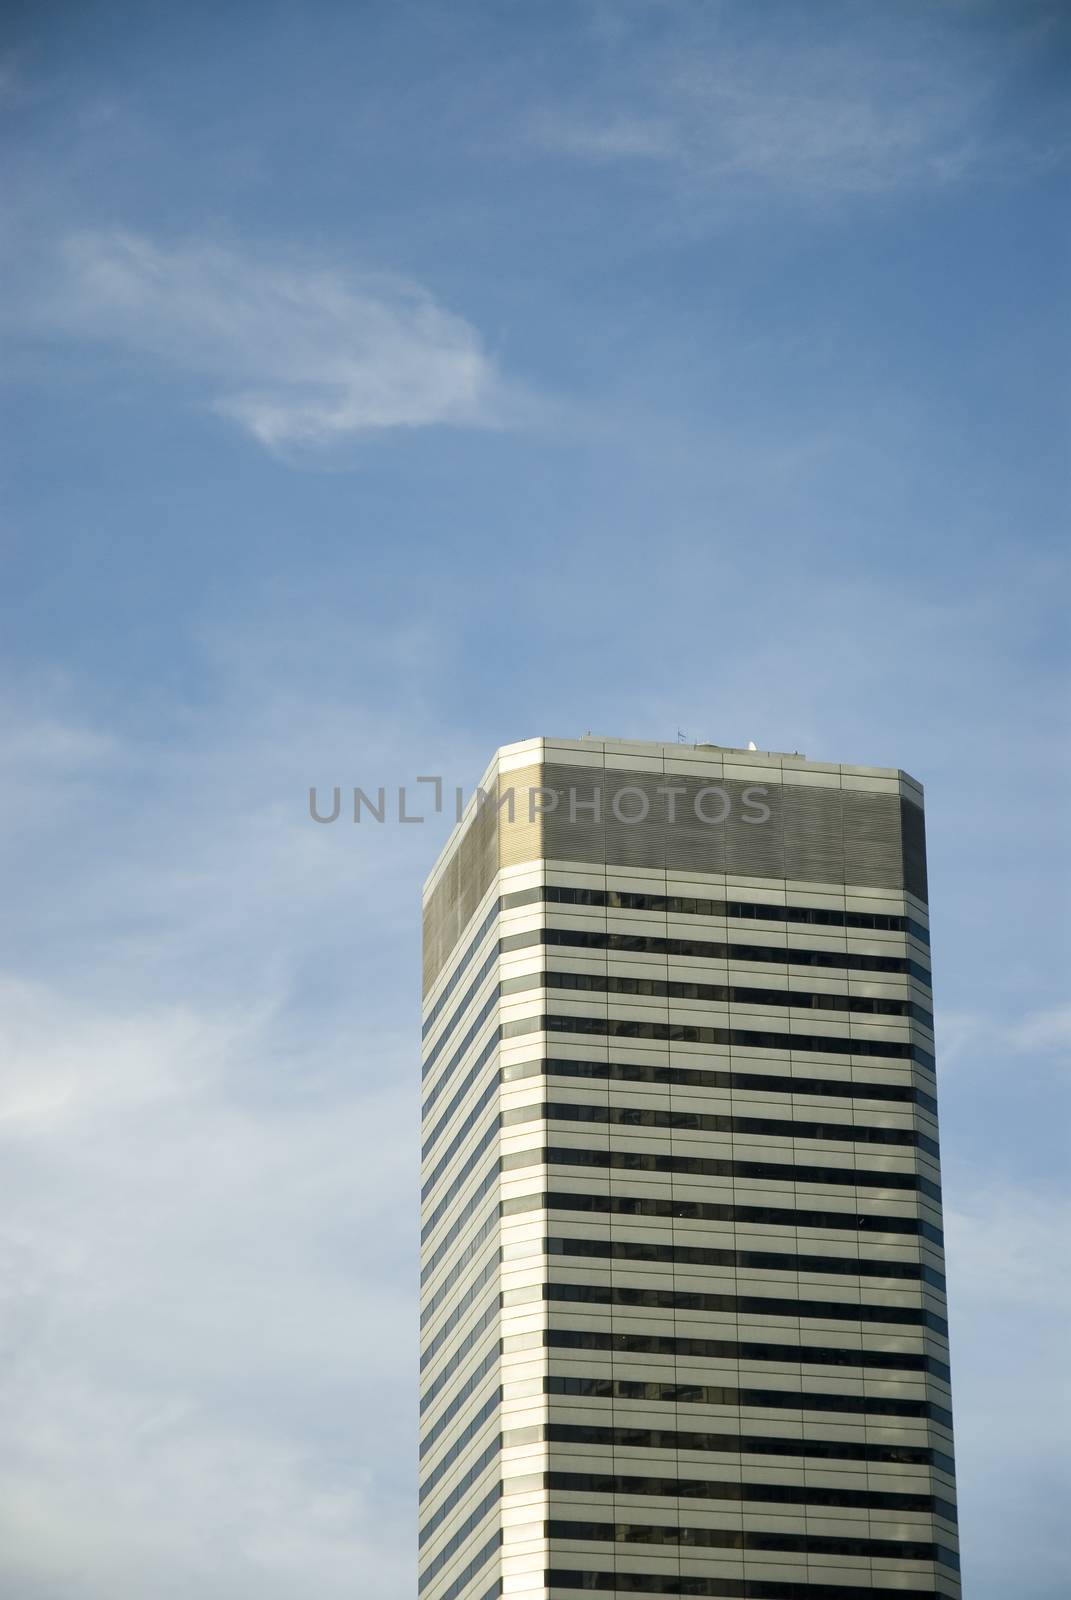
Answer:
[[422, 1159, 497, 1261], [422, 1124, 945, 1260], [419, 1392, 499, 1503], [420, 1206, 498, 1322], [545, 1519, 958, 1568], [544, 1375, 952, 1427], [504, 926, 932, 985], [504, 970, 934, 1029], [511, 1420, 956, 1474], [503, 1189, 944, 1247], [503, 884, 930, 942], [545, 1567, 942, 1597], [422, 1319, 954, 1488], [545, 1234, 943, 1290], [422, 901, 500, 1037], [428, 1092, 939, 1205], [424, 1010, 937, 1143], [502, 1099, 941, 1158], [417, 1483, 499, 1590], [424, 917, 931, 1071], [536, 1281, 947, 1336], [539, 1329, 950, 1384], [418, 1529, 498, 1600], [420, 1355, 498, 1458], [424, 1050, 938, 1167], [423, 886, 930, 1045], [421, 1265, 497, 1368], [502, 1057, 939, 1115], [505, 1014, 936, 1071], [539, 1468, 956, 1522], [503, 1144, 943, 1203], [418, 1435, 499, 1545], [419, 1286, 494, 1380]]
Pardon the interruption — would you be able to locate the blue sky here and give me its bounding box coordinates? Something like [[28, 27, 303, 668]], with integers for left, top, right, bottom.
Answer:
[[1, 1, 1069, 1594]]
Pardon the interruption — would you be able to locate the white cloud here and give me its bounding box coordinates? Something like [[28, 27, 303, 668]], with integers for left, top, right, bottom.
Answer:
[[0, 977, 416, 1599], [944, 1179, 1071, 1596], [531, 12, 1063, 199], [23, 229, 529, 458], [937, 1002, 1071, 1070], [1003, 1002, 1071, 1053], [530, 109, 676, 161], [0, 639, 457, 1594]]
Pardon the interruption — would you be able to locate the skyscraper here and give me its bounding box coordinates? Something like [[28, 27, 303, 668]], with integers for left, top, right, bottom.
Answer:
[[419, 737, 958, 1600]]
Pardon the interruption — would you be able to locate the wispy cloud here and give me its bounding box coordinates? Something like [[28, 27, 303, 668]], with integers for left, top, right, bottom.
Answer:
[[944, 1177, 1071, 1597], [0, 977, 414, 1600], [530, 109, 676, 162], [937, 1002, 1071, 1070], [21, 230, 531, 459], [0, 633, 446, 1597], [531, 9, 1067, 199]]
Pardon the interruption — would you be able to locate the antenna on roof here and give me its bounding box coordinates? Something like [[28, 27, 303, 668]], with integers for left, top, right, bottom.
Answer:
[[676, 729, 687, 743]]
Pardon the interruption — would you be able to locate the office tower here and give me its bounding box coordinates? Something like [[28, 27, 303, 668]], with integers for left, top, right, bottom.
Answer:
[[419, 737, 958, 1600]]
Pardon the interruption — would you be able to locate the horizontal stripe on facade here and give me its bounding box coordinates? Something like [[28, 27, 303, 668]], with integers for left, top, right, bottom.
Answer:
[[424, 928, 931, 1076], [423, 1126, 499, 1227], [502, 1101, 941, 1158], [421, 1014, 937, 1150], [545, 1569, 940, 1597], [423, 888, 931, 1042], [422, 1127, 945, 1254], [421, 1350, 499, 1453], [545, 1235, 944, 1290], [423, 1324, 953, 1460], [424, 1233, 940, 1408], [424, 1030, 500, 1122], [506, 926, 932, 985], [420, 1530, 498, 1600], [423, 1164, 498, 1263], [418, 1450, 959, 1554], [425, 1098, 940, 1203], [422, 1318, 947, 1491], [425, 1297, 951, 1452], [504, 971, 934, 1030], [540, 1468, 956, 1522], [419, 1260, 499, 1363], [506, 884, 930, 944], [545, 1519, 958, 1569], [422, 1158, 944, 1287], [425, 973, 931, 1081], [422, 900, 501, 1037], [505, 1014, 936, 1070], [503, 1190, 943, 1247], [423, 995, 499, 1089], [424, 1053, 939, 1165], [539, 1329, 951, 1384], [501, 1058, 939, 1116], [421, 1292, 496, 1381], [502, 1146, 942, 1203], [419, 1394, 500, 1501], [421, 1319, 498, 1415], [508, 1421, 955, 1474], [424, 1408, 955, 1529], [418, 1483, 499, 1590], [421, 1210, 499, 1323], [532, 1282, 948, 1336], [418, 1436, 500, 1543], [545, 1375, 953, 1427], [423, 1098, 501, 1201]]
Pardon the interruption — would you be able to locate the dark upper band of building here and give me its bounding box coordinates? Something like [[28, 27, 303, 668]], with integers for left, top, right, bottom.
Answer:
[[424, 741, 927, 995]]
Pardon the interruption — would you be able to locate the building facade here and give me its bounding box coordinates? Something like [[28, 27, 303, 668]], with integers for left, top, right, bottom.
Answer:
[[418, 737, 958, 1600]]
